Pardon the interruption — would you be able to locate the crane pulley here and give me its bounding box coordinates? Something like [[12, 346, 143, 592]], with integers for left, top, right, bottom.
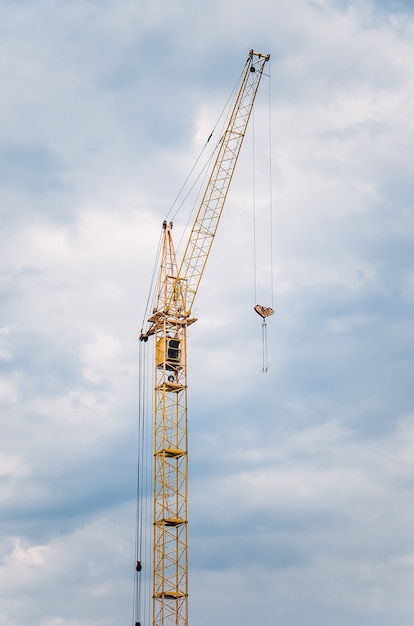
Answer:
[[137, 49, 270, 626]]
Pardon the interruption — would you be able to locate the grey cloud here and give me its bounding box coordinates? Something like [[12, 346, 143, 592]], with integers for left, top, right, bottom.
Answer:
[[1, 0, 414, 625]]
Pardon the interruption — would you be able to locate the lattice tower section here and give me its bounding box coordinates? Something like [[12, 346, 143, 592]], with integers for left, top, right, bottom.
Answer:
[[149, 222, 191, 626]]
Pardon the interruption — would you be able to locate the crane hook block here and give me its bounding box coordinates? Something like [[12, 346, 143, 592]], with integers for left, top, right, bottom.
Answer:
[[254, 304, 275, 319]]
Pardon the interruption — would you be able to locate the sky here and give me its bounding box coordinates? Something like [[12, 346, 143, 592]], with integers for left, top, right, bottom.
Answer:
[[1, 0, 414, 625]]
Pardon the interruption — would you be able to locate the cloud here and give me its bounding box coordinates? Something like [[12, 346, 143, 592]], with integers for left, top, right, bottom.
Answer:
[[0, 503, 135, 626], [1, 0, 414, 624], [188, 416, 414, 624]]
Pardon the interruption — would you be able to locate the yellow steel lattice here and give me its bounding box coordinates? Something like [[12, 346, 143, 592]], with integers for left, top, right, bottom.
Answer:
[[143, 50, 270, 626]]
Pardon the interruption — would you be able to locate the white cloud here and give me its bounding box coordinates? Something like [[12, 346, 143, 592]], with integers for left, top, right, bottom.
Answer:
[[0, 0, 413, 624], [0, 372, 20, 404], [0, 453, 28, 480], [0, 503, 135, 626]]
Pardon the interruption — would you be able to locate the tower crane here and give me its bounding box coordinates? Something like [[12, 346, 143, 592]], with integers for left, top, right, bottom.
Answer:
[[138, 49, 270, 626]]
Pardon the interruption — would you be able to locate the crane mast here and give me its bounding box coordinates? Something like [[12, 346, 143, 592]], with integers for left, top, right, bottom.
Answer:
[[140, 49, 270, 626]]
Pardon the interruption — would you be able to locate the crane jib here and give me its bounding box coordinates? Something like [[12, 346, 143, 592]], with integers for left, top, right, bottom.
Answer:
[[175, 50, 270, 317]]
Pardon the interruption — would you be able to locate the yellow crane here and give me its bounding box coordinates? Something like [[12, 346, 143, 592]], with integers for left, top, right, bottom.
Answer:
[[138, 49, 270, 626]]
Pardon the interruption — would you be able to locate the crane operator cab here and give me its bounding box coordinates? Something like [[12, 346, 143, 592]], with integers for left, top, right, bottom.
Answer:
[[156, 336, 182, 372]]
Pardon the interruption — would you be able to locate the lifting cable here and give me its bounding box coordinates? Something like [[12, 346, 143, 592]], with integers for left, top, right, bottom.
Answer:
[[140, 67, 247, 337], [133, 338, 152, 626], [252, 59, 275, 373], [166, 63, 248, 251], [140, 229, 164, 339]]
